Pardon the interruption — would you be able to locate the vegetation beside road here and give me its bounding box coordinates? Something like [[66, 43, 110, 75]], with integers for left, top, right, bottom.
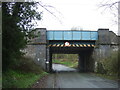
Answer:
[[2, 57, 48, 88], [94, 73, 118, 81], [52, 54, 78, 68], [2, 2, 46, 88], [96, 51, 120, 80], [3, 69, 48, 88]]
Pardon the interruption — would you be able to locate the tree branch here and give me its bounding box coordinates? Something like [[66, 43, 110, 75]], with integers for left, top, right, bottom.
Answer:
[[38, 2, 63, 24]]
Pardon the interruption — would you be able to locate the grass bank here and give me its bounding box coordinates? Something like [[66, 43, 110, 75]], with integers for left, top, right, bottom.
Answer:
[[3, 70, 48, 88], [2, 56, 48, 88]]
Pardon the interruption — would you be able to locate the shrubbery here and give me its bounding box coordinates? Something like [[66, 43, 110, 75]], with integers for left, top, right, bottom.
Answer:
[[10, 56, 44, 74], [2, 2, 46, 88], [2, 56, 48, 88], [96, 51, 119, 79]]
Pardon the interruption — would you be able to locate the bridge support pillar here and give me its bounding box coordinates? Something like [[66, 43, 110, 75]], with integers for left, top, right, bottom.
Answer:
[[46, 47, 52, 72], [78, 54, 85, 72], [78, 50, 94, 72], [49, 53, 52, 72]]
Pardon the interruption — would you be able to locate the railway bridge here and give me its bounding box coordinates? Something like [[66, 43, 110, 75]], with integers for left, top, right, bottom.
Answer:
[[26, 28, 119, 72]]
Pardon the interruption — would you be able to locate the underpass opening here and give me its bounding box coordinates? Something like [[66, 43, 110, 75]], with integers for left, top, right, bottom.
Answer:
[[48, 41, 95, 72], [52, 54, 79, 72], [46, 30, 98, 72]]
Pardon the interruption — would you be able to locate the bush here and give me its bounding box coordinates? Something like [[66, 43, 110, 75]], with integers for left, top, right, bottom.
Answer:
[[96, 62, 107, 74], [102, 51, 118, 75], [10, 56, 43, 74], [96, 51, 119, 78], [2, 56, 48, 88]]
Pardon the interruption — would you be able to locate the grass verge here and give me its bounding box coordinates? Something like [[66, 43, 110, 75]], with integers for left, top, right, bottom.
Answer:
[[2, 56, 48, 88], [93, 73, 118, 81], [2, 69, 48, 88]]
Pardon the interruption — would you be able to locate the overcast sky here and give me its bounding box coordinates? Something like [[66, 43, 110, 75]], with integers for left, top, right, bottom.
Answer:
[[35, 0, 118, 34]]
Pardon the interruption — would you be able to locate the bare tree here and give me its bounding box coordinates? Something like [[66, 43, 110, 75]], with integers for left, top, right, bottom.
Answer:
[[99, 0, 120, 35], [118, 2, 120, 56], [99, 0, 119, 22]]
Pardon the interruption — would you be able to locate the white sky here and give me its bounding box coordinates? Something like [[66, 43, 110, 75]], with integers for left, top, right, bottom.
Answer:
[[35, 0, 118, 34]]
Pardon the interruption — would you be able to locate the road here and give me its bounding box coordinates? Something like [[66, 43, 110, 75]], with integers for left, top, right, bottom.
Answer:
[[54, 72, 118, 88], [32, 64, 118, 88], [45, 64, 118, 88], [52, 64, 77, 72]]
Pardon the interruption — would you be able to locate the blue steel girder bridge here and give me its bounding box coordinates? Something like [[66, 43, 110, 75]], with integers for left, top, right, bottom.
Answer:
[[30, 28, 119, 72], [47, 30, 98, 53], [46, 30, 98, 72]]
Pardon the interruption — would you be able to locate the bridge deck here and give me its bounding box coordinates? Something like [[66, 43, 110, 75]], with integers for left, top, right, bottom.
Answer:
[[47, 30, 98, 40]]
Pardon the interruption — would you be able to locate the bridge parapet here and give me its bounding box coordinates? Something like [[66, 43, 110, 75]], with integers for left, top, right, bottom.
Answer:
[[93, 29, 119, 72], [25, 28, 47, 70], [98, 28, 118, 45], [47, 30, 98, 41]]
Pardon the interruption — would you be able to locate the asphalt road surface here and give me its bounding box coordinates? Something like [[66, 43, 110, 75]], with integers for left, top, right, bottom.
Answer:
[[45, 64, 118, 88], [52, 64, 77, 72], [54, 72, 118, 88]]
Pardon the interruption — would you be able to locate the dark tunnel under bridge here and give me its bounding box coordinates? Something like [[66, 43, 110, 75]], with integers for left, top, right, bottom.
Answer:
[[47, 41, 95, 72]]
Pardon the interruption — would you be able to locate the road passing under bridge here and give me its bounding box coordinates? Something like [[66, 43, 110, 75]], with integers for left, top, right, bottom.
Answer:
[[52, 72, 118, 88], [44, 72, 118, 88], [32, 64, 118, 88]]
